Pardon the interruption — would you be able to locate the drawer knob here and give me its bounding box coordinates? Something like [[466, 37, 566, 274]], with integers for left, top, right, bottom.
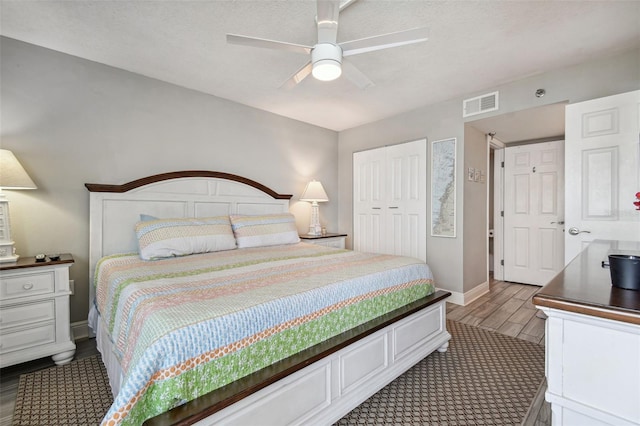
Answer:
[[22, 283, 34, 290]]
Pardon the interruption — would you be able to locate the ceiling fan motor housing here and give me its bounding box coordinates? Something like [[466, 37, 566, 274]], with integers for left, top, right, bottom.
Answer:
[[311, 43, 343, 81]]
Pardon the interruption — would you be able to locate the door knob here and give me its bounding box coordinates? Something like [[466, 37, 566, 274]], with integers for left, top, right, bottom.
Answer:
[[568, 227, 591, 236]]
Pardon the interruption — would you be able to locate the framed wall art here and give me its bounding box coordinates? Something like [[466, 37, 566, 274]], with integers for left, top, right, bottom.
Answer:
[[431, 138, 456, 237]]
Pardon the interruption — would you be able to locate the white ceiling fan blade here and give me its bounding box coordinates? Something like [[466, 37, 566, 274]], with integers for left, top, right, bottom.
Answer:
[[342, 60, 374, 90], [339, 0, 358, 12], [316, 0, 340, 43], [280, 61, 313, 90], [340, 27, 429, 57], [227, 34, 311, 55]]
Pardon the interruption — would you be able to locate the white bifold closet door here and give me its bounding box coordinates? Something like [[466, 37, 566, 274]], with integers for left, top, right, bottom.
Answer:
[[353, 139, 427, 262]]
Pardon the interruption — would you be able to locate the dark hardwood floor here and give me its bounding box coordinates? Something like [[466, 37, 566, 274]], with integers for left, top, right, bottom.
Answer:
[[1, 278, 550, 426]]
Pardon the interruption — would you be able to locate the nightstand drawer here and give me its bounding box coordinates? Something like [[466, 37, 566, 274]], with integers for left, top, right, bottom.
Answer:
[[0, 300, 55, 329], [299, 234, 347, 249], [0, 271, 55, 299], [320, 239, 345, 249], [309, 237, 346, 249], [0, 322, 56, 354]]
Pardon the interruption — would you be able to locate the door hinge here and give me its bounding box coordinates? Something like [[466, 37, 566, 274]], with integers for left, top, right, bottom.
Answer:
[[501, 161, 504, 168], [500, 211, 504, 217], [501, 259, 504, 266]]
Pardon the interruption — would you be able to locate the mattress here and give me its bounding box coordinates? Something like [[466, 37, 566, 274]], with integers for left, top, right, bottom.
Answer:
[[92, 242, 435, 425]]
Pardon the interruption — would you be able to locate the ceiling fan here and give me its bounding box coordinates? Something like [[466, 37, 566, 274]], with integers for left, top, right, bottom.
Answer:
[[226, 0, 428, 89]]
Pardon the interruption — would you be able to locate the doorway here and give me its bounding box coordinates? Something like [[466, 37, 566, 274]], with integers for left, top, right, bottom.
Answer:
[[470, 102, 567, 285], [502, 140, 564, 285]]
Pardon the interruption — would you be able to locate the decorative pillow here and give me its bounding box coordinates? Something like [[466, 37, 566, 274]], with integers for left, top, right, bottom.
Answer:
[[135, 216, 237, 260], [229, 213, 300, 248]]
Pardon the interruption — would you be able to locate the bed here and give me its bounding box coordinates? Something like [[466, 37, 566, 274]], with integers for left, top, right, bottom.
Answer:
[[86, 171, 451, 425]]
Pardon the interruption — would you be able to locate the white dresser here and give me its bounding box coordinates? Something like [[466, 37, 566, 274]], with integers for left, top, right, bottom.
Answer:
[[533, 240, 640, 426], [299, 233, 347, 249], [0, 254, 76, 367]]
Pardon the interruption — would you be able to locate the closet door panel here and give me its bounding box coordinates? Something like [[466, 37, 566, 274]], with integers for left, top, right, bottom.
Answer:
[[353, 147, 386, 253], [353, 140, 426, 262], [385, 140, 427, 262]]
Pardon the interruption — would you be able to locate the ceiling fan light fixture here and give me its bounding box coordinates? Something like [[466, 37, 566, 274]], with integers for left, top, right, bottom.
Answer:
[[312, 59, 342, 81], [311, 43, 343, 81]]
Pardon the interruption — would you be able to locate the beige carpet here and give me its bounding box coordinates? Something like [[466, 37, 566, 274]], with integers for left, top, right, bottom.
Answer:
[[13, 321, 544, 425]]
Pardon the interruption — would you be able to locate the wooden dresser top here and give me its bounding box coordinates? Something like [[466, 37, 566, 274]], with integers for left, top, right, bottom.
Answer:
[[533, 240, 640, 325]]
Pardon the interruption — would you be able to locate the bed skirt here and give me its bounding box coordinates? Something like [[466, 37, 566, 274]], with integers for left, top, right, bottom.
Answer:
[[89, 305, 122, 397]]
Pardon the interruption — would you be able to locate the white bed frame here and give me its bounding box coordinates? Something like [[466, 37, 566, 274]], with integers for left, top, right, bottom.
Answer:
[[86, 171, 451, 426]]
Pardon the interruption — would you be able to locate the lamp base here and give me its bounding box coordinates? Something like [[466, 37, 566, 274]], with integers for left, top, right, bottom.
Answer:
[[307, 202, 322, 236], [0, 242, 19, 263], [307, 226, 322, 236]]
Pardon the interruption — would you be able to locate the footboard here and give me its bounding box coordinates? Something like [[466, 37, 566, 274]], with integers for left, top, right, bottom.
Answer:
[[161, 292, 451, 426]]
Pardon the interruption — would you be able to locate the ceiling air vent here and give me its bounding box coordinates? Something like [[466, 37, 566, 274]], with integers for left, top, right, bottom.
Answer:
[[463, 91, 499, 118]]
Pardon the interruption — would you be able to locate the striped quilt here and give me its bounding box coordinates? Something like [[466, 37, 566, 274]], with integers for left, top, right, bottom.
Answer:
[[95, 243, 435, 425]]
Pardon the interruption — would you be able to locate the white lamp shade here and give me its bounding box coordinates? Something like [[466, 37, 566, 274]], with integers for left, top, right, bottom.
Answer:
[[300, 180, 329, 202], [0, 150, 37, 189]]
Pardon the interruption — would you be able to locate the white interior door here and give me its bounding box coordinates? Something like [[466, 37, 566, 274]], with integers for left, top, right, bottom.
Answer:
[[503, 140, 565, 285], [385, 140, 427, 261], [565, 90, 640, 264], [353, 147, 385, 254]]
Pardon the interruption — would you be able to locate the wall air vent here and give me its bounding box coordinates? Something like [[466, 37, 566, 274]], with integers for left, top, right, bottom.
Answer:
[[462, 91, 499, 118]]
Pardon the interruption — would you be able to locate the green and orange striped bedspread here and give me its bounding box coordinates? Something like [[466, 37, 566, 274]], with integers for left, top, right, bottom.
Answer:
[[95, 243, 435, 425]]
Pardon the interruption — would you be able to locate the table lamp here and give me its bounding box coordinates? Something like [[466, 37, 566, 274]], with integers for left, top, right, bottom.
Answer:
[[300, 180, 328, 236], [0, 149, 37, 262]]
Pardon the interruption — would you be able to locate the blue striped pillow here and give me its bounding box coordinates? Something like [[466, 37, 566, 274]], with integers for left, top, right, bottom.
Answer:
[[135, 216, 237, 260], [229, 213, 300, 248]]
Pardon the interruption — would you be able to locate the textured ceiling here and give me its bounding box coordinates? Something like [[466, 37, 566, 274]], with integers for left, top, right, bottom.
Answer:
[[1, 0, 639, 132]]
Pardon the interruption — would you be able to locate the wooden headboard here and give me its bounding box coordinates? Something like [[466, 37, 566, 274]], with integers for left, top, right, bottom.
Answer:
[[85, 171, 292, 306]]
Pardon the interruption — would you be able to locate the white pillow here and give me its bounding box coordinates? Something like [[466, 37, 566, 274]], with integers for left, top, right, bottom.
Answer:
[[135, 216, 237, 260], [229, 213, 300, 248]]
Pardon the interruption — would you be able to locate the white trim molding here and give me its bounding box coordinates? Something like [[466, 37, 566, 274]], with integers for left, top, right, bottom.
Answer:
[[71, 320, 90, 341], [439, 281, 489, 306]]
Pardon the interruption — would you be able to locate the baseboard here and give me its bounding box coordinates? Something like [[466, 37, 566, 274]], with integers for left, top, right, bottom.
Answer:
[[71, 320, 90, 341], [521, 378, 548, 426], [440, 280, 489, 306]]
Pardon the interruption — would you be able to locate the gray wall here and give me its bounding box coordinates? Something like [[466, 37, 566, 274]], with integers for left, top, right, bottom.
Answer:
[[462, 125, 488, 293], [0, 37, 339, 323], [338, 48, 640, 298]]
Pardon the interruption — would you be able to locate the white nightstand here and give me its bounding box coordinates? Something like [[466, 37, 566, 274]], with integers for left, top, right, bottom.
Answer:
[[299, 233, 347, 249], [0, 254, 76, 367]]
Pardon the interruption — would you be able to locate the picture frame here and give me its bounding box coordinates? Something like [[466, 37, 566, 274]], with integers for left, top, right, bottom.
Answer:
[[431, 138, 456, 237]]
